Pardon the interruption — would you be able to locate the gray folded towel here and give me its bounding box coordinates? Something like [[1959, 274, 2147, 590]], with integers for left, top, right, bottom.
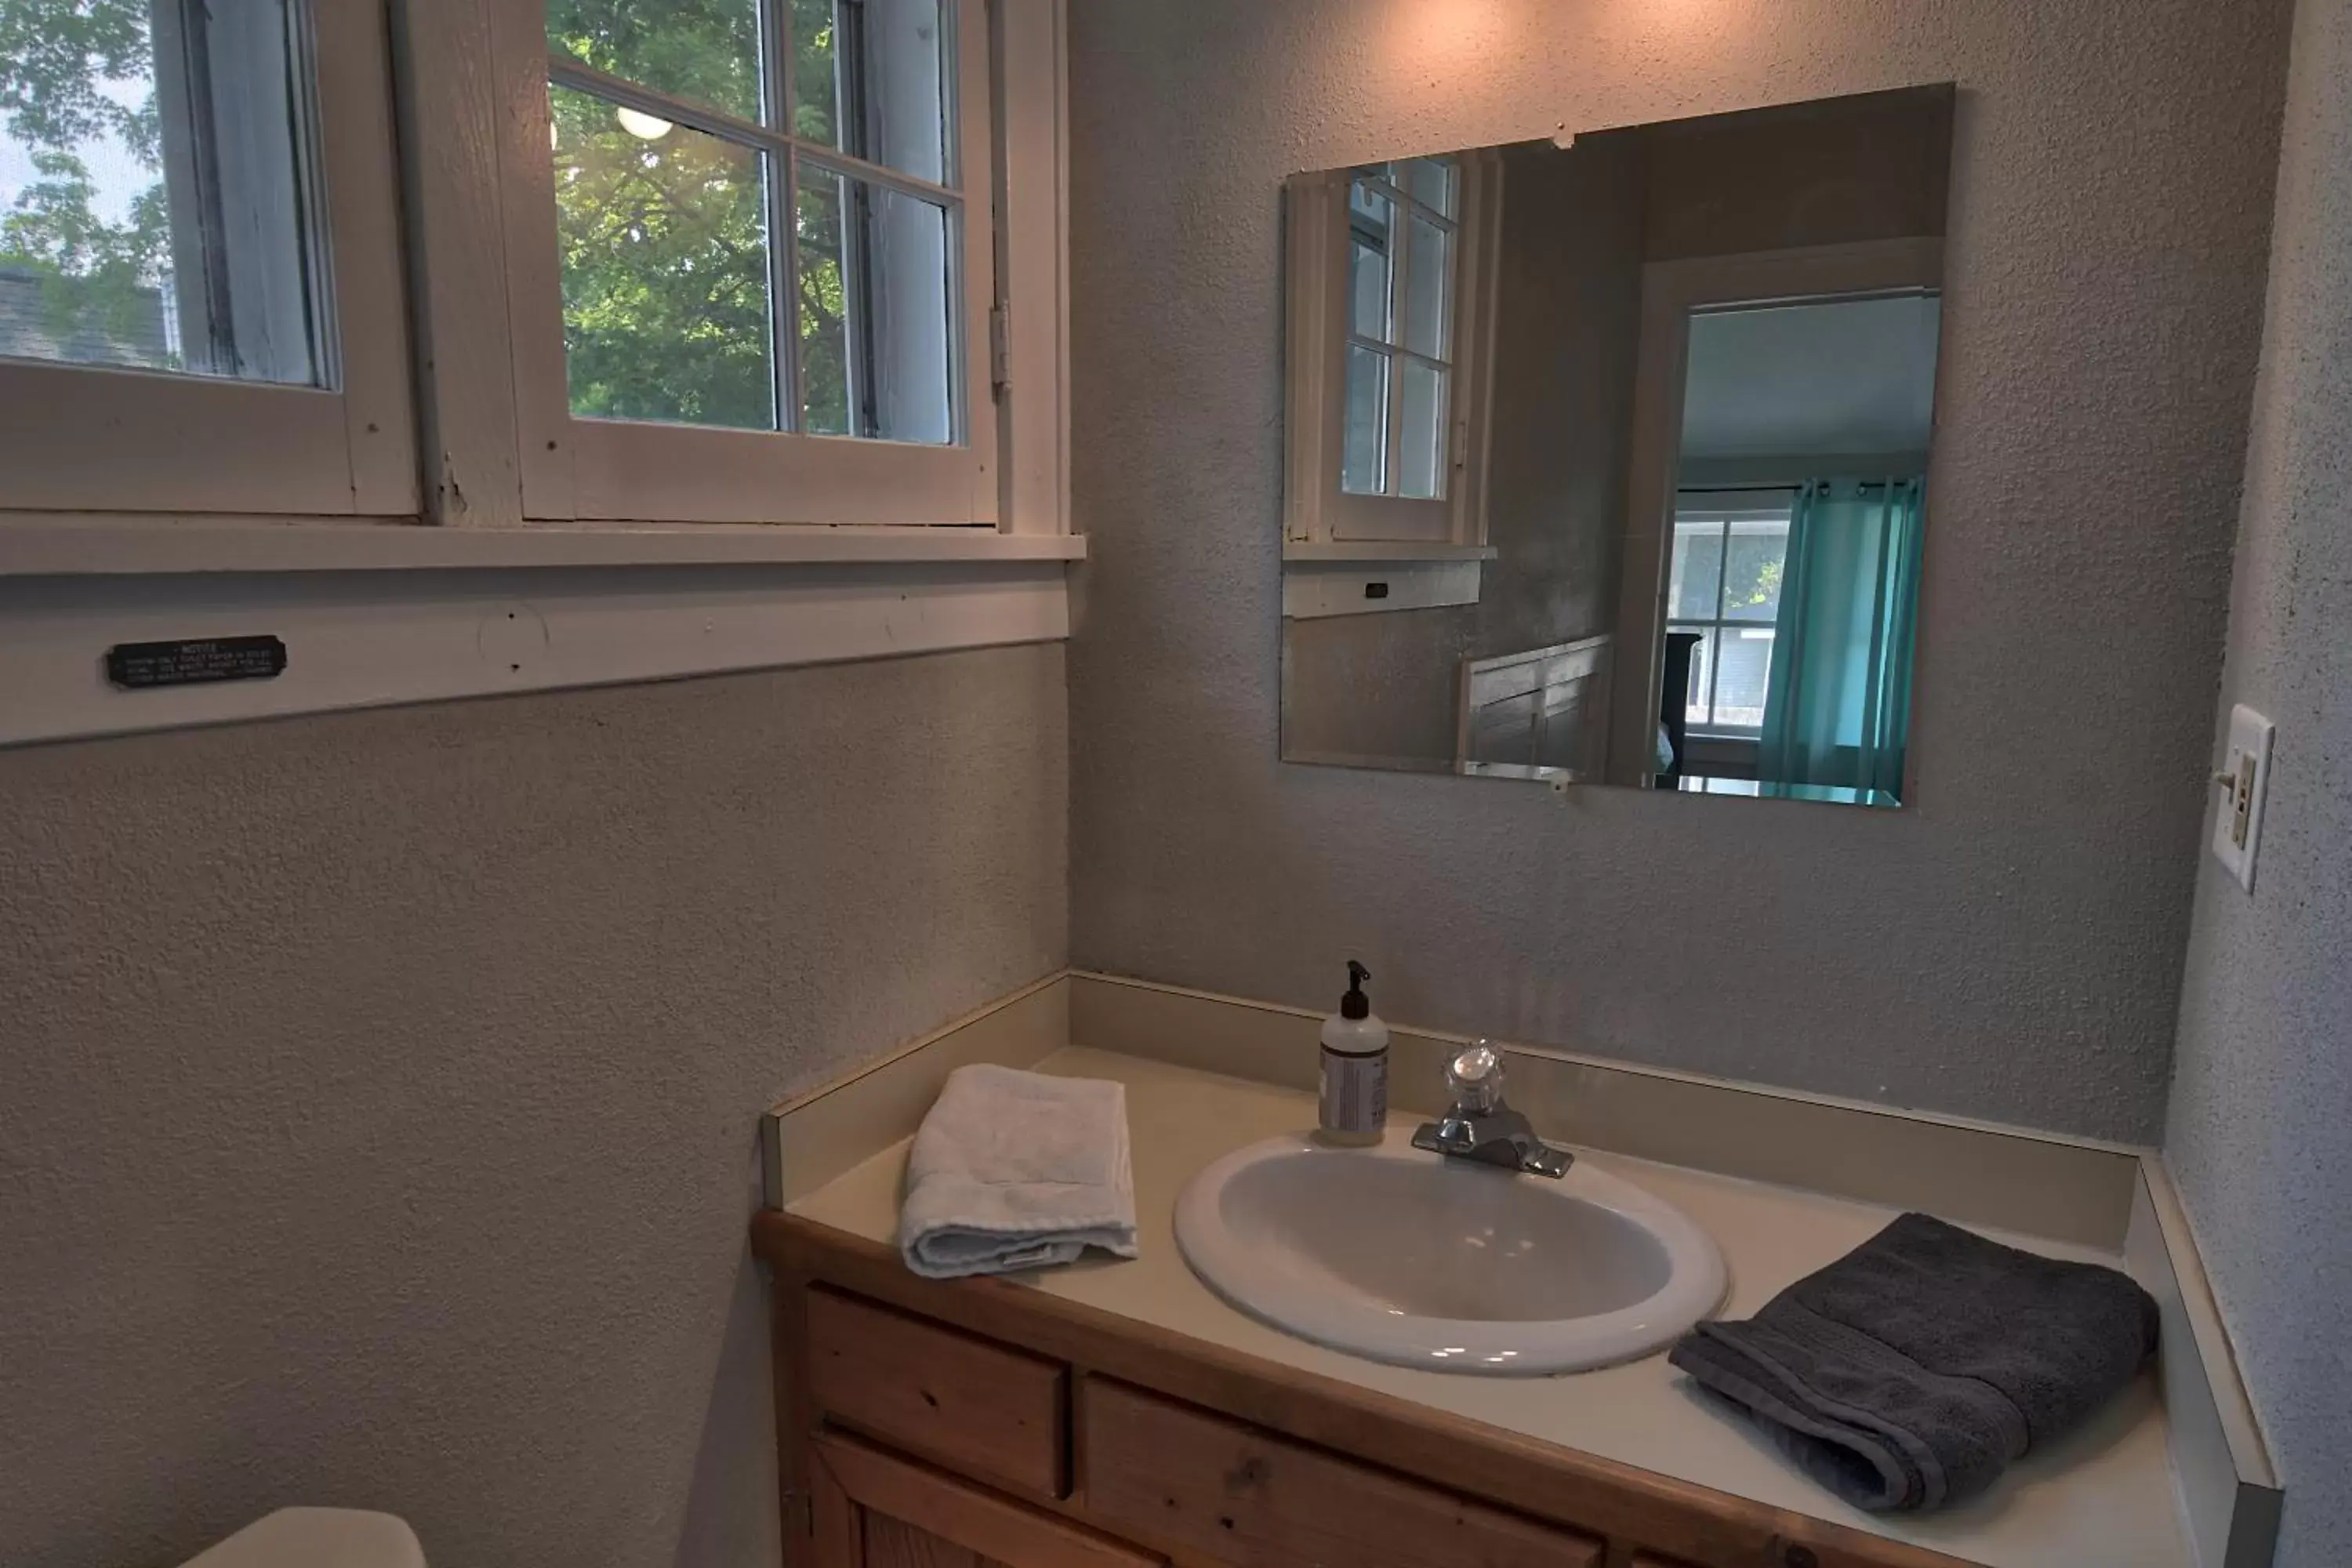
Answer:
[[1668, 1211, 2158, 1512], [898, 1065, 1138, 1279]]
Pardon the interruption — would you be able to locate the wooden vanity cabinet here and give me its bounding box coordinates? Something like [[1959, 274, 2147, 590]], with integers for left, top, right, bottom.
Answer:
[[756, 1214, 1980, 1568]]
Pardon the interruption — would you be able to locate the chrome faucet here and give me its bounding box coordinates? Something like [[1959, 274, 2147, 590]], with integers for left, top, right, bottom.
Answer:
[[1410, 1043, 1573, 1178]]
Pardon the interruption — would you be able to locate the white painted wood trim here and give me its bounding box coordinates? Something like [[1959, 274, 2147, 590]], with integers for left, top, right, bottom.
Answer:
[[391, 0, 526, 526], [0, 2, 417, 517], [0, 517, 1087, 575], [1282, 558, 1482, 619], [563, 419, 997, 527], [321, 1, 424, 517], [0, 558, 1071, 746], [990, 0, 1073, 535], [761, 971, 1069, 1209]]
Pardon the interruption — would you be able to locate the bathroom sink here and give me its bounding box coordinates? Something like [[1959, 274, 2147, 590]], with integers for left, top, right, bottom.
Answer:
[[1174, 1130, 1726, 1375]]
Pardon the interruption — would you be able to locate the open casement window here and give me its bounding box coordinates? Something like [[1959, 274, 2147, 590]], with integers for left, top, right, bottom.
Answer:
[[487, 0, 1000, 526], [1284, 151, 1497, 546], [0, 0, 414, 515]]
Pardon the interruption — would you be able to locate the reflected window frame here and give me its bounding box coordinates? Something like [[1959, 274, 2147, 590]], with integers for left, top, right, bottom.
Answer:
[[1341, 158, 1455, 503], [1283, 149, 1499, 549], [1665, 489, 1797, 738]]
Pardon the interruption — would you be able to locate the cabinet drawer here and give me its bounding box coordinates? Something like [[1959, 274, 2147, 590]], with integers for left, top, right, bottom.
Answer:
[[806, 1287, 1069, 1498], [1080, 1379, 1602, 1568]]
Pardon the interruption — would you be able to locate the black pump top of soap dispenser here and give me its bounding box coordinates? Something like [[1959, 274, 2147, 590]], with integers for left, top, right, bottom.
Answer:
[[1341, 960, 1371, 1020]]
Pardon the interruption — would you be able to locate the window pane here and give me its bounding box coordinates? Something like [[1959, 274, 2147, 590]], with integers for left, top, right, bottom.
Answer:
[[1715, 626, 1776, 728], [1677, 626, 1719, 728], [1403, 212, 1449, 360], [551, 84, 775, 429], [1669, 518, 1725, 620], [0, 0, 324, 384], [1722, 519, 1790, 622], [793, 0, 950, 187], [1402, 156, 1454, 217], [1398, 357, 1446, 499], [546, 0, 762, 122], [1341, 343, 1388, 495], [796, 159, 955, 444], [1347, 179, 1392, 342]]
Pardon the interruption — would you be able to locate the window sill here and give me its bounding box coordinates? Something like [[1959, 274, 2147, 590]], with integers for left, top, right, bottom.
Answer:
[[0, 516, 1087, 576], [0, 517, 1082, 748], [1283, 541, 1497, 564]]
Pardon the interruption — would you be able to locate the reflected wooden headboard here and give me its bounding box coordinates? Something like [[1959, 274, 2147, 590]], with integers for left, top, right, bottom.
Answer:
[[1456, 634, 1613, 777]]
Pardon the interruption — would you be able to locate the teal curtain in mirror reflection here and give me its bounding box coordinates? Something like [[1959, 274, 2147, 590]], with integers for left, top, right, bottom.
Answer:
[[1757, 478, 1924, 804]]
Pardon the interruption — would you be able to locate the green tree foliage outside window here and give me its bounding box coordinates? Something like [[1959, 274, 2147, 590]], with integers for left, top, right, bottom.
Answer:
[[0, 0, 177, 368], [546, 0, 857, 433]]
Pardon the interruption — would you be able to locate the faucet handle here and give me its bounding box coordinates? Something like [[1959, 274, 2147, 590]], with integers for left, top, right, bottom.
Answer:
[[1445, 1042, 1504, 1114]]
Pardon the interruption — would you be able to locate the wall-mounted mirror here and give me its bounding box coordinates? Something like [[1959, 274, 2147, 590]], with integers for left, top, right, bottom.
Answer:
[[1279, 87, 1953, 809]]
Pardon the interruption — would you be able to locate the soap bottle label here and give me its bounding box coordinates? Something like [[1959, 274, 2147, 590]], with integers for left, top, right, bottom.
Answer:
[[1319, 1047, 1387, 1136]]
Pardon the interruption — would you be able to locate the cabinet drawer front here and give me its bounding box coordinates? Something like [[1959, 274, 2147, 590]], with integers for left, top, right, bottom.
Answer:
[[1080, 1379, 1603, 1568], [807, 1287, 1069, 1498]]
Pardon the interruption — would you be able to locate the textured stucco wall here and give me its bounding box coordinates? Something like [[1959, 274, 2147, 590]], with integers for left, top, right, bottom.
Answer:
[[2164, 0, 2352, 1559], [1066, 0, 2292, 1140], [0, 644, 1067, 1568]]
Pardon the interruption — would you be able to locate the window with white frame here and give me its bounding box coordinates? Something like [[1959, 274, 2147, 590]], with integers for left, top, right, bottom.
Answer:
[[1667, 489, 1795, 735], [0, 0, 1069, 539], [1283, 151, 1496, 548], [505, 0, 1000, 526], [0, 0, 414, 516], [2, 0, 319, 384], [547, 0, 960, 442]]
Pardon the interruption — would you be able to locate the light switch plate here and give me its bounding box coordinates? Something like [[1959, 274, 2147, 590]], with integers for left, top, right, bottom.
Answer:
[[2210, 703, 2275, 893]]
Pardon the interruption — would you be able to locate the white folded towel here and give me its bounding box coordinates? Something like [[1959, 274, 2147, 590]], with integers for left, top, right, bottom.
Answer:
[[898, 1064, 1139, 1279]]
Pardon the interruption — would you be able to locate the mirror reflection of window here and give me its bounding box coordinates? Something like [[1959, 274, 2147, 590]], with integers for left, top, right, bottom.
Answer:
[[1340, 158, 1457, 499], [1668, 494, 1794, 735]]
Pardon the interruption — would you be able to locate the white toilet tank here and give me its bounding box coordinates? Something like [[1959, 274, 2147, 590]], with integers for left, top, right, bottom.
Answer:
[[178, 1509, 425, 1568]]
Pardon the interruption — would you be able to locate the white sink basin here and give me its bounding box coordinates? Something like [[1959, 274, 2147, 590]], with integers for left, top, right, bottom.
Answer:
[[1174, 1129, 1726, 1375]]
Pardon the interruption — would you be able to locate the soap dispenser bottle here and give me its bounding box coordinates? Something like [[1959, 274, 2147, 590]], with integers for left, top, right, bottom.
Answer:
[[1318, 960, 1388, 1146]]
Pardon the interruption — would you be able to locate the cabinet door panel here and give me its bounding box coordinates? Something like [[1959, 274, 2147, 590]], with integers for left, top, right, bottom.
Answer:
[[811, 1431, 1159, 1568], [866, 1512, 994, 1568], [1080, 1378, 1603, 1568]]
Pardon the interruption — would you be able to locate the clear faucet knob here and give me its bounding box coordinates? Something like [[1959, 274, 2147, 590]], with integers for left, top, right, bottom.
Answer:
[[1446, 1042, 1504, 1114]]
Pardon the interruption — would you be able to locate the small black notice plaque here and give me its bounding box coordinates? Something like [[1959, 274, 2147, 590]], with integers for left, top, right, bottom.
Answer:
[[105, 635, 288, 691]]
